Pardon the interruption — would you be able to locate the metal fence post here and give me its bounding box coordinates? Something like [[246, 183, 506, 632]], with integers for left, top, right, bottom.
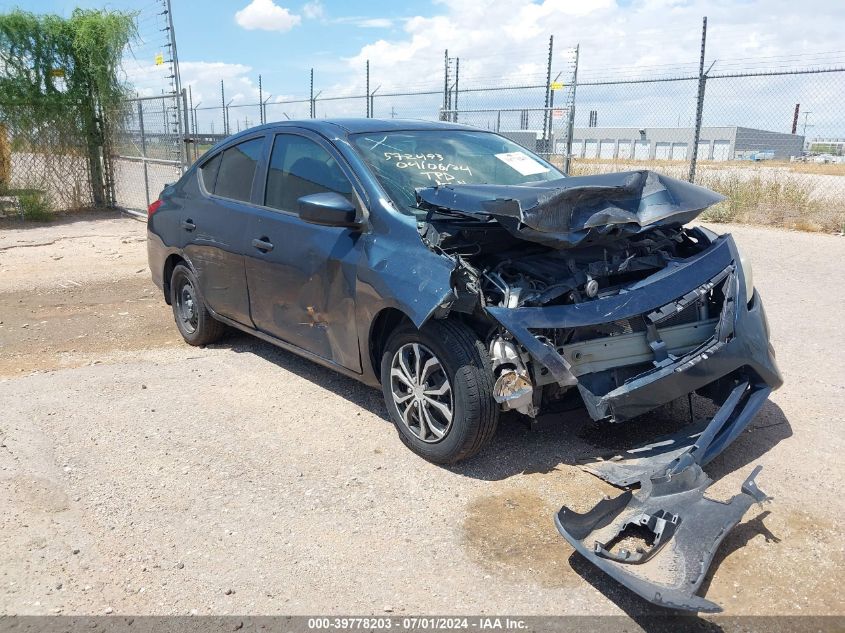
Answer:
[[564, 44, 579, 174], [258, 74, 264, 124], [689, 17, 708, 183], [310, 69, 315, 118], [180, 88, 189, 170], [442, 49, 449, 121], [221, 80, 227, 135], [137, 101, 151, 208], [547, 71, 561, 148], [542, 35, 554, 154], [188, 85, 198, 162], [453, 58, 460, 122]]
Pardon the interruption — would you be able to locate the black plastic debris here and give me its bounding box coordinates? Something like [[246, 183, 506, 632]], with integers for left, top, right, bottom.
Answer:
[[555, 464, 769, 612]]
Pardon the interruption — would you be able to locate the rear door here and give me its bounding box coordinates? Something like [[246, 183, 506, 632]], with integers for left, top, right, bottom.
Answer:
[[184, 134, 267, 326], [244, 129, 363, 372]]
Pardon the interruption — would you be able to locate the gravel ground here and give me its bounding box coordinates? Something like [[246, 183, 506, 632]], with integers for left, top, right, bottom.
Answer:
[[0, 212, 843, 622]]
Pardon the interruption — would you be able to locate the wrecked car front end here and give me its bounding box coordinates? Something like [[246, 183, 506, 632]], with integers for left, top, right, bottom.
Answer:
[[416, 171, 782, 432], [415, 169, 782, 611]]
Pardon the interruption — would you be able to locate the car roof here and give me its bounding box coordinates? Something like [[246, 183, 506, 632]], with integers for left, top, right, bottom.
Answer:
[[223, 117, 481, 143]]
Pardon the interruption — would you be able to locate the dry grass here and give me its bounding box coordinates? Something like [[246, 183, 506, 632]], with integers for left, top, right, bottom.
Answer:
[[567, 157, 845, 176], [566, 158, 845, 234]]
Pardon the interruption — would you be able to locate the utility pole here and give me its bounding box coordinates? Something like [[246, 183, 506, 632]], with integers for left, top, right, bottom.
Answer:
[[688, 16, 708, 183], [791, 103, 800, 134], [802, 111, 813, 137], [366, 60, 370, 118]]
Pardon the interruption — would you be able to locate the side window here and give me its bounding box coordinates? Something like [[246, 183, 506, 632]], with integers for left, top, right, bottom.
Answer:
[[199, 152, 221, 192], [265, 134, 353, 212], [214, 137, 264, 202]]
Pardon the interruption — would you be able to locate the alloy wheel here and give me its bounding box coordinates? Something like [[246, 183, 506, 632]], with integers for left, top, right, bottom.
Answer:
[[389, 343, 454, 443]]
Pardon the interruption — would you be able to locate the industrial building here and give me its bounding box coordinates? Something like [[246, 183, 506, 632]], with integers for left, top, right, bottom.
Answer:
[[567, 126, 805, 161]]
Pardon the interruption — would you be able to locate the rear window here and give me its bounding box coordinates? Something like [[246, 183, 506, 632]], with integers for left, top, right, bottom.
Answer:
[[213, 137, 264, 202]]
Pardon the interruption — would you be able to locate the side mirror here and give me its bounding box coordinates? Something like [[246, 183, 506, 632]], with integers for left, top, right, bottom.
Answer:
[[297, 192, 361, 228]]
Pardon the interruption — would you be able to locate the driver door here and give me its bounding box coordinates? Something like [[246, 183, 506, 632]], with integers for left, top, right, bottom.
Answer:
[[244, 130, 363, 372]]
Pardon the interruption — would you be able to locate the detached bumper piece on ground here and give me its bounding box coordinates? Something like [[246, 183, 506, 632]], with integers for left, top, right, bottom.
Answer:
[[556, 379, 772, 612], [555, 463, 768, 613]]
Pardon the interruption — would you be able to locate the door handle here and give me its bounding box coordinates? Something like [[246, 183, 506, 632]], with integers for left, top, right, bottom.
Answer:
[[252, 237, 274, 252], [181, 219, 196, 231]]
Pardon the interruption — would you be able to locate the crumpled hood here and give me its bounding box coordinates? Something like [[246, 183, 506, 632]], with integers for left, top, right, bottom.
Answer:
[[415, 170, 726, 249]]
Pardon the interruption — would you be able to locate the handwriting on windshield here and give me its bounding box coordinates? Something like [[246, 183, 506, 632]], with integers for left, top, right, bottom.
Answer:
[[382, 152, 472, 184]]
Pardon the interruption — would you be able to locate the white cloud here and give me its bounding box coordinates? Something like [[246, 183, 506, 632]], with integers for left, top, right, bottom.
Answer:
[[235, 0, 301, 32], [181, 62, 264, 132], [341, 0, 843, 91], [354, 18, 393, 28], [302, 1, 325, 20], [179, 61, 259, 105], [333, 16, 394, 28]]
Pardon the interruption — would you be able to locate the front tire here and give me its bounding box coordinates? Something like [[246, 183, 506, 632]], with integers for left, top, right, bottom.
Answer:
[[380, 319, 498, 464], [169, 263, 225, 346]]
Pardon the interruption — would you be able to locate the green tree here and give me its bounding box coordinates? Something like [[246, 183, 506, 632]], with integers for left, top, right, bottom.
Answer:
[[0, 8, 136, 206]]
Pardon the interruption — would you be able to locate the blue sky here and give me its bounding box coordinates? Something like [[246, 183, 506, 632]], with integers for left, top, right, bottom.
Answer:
[[5, 0, 420, 94], [5, 0, 845, 136]]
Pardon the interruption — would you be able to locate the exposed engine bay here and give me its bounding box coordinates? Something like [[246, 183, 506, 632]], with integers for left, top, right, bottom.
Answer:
[[421, 214, 724, 420]]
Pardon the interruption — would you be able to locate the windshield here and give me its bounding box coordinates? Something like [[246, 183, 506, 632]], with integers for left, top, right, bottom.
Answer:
[[349, 130, 565, 214]]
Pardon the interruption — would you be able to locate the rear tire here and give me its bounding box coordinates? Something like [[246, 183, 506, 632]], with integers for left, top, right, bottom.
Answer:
[[169, 264, 225, 346], [380, 319, 498, 464]]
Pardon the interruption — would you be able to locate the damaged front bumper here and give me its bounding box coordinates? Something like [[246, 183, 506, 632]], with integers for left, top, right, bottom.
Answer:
[[484, 233, 783, 612], [485, 233, 782, 423]]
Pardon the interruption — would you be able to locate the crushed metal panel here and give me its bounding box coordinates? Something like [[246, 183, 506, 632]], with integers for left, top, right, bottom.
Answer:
[[555, 464, 769, 613], [416, 170, 725, 249]]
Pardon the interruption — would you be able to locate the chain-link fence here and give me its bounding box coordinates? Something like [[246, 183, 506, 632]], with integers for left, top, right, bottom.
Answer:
[[7, 19, 843, 233], [0, 102, 96, 219], [111, 94, 185, 211], [567, 66, 845, 232], [113, 52, 845, 234]]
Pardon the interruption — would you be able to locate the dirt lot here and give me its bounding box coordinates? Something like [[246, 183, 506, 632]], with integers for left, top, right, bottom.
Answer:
[[1, 212, 844, 623]]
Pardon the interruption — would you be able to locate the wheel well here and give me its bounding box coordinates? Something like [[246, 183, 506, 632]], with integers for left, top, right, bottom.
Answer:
[[162, 254, 187, 305], [369, 308, 411, 382]]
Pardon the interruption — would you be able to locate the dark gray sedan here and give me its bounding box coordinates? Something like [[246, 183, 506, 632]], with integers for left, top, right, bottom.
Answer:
[[147, 118, 781, 468], [148, 118, 786, 611]]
